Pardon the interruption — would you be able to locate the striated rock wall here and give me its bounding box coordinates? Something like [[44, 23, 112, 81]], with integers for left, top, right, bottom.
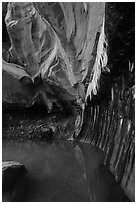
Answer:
[[75, 3, 135, 200], [77, 75, 135, 201], [2, 2, 135, 201]]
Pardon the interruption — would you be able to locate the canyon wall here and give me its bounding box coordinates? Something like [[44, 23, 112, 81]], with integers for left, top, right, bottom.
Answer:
[[76, 3, 135, 200], [77, 75, 135, 201], [2, 2, 135, 201]]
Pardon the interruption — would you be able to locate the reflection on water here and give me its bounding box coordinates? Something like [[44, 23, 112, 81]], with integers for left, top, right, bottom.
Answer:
[[2, 139, 129, 202]]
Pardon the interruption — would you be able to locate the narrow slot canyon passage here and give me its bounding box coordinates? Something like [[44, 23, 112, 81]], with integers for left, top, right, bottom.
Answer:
[[2, 2, 135, 202]]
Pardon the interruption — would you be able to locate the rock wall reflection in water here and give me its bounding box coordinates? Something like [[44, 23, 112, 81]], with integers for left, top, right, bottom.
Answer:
[[77, 75, 135, 201], [3, 140, 129, 202]]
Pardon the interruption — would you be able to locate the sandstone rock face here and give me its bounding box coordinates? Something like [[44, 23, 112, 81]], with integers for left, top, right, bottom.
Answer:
[[5, 2, 47, 78], [2, 161, 27, 201], [2, 2, 135, 201], [74, 3, 135, 201], [3, 2, 106, 107]]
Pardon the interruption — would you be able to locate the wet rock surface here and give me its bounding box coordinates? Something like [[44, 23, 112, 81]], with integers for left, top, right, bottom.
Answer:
[[2, 161, 27, 201], [75, 3, 135, 201], [2, 103, 76, 142], [2, 2, 134, 202], [77, 76, 135, 201]]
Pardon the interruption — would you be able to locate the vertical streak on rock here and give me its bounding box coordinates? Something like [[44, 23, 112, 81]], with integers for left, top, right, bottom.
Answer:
[[77, 74, 134, 201]]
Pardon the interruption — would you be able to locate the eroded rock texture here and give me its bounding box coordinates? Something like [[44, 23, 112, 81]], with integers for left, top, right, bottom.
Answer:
[[3, 2, 106, 109], [77, 76, 135, 201], [74, 3, 135, 201], [5, 2, 47, 77], [2, 2, 135, 201]]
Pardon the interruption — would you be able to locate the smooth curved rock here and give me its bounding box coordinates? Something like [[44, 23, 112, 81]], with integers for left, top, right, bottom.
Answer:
[[2, 161, 27, 201]]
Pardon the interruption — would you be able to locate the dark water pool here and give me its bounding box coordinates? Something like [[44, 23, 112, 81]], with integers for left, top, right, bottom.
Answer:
[[2, 139, 129, 202]]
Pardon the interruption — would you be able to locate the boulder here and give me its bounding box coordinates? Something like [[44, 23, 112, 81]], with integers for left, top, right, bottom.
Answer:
[[2, 161, 27, 201]]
